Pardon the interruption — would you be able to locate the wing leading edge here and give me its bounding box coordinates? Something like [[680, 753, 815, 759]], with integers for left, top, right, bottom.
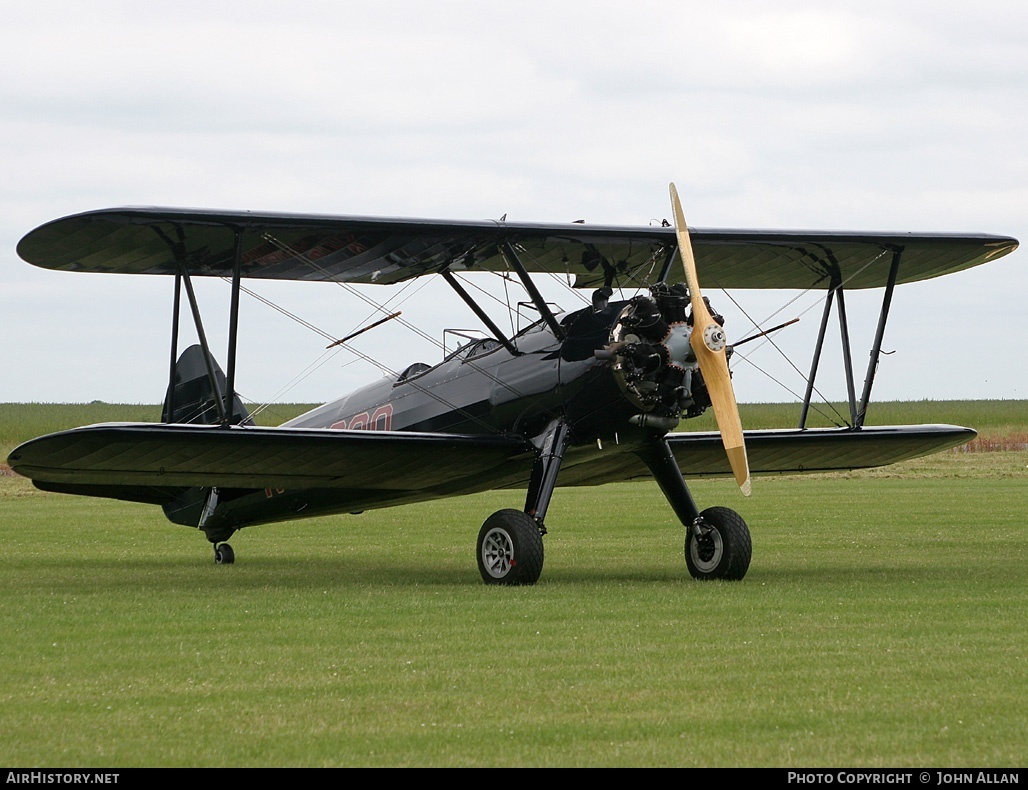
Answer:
[[17, 207, 1018, 290]]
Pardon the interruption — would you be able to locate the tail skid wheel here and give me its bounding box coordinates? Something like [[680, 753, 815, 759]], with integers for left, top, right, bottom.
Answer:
[[477, 509, 544, 586], [214, 543, 235, 565], [685, 507, 750, 580]]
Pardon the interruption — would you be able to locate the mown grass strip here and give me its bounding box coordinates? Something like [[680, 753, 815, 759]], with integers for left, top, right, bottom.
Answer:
[[1, 465, 1024, 766]]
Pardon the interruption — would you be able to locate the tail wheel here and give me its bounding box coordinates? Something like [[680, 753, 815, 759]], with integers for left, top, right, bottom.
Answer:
[[685, 507, 750, 580], [214, 543, 235, 565], [477, 509, 544, 586]]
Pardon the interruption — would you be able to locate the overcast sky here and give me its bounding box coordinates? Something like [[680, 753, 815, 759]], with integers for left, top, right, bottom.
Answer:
[[2, 0, 1025, 410]]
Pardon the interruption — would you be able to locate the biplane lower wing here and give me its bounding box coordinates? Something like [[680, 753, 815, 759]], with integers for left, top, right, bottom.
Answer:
[[8, 423, 536, 494], [674, 423, 974, 477], [536, 424, 977, 487], [10, 422, 974, 504]]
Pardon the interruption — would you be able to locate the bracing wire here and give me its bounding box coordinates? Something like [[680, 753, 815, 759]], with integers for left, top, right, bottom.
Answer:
[[228, 278, 505, 434], [717, 288, 848, 427], [227, 236, 568, 430], [710, 246, 893, 426], [260, 233, 537, 403]]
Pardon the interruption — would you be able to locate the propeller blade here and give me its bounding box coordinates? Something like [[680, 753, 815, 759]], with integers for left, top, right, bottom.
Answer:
[[669, 183, 751, 496]]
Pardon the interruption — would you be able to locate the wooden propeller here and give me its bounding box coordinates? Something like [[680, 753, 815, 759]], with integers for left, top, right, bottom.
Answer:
[[669, 183, 751, 496]]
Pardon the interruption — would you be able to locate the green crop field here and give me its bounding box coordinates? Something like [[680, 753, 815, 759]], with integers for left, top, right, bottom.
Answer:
[[1, 402, 1025, 767]]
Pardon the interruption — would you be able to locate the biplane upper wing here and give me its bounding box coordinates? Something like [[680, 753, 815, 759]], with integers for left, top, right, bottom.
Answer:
[[17, 207, 1018, 290]]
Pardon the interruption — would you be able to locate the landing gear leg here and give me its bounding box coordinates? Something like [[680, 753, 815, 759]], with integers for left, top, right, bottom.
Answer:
[[638, 437, 752, 580], [523, 419, 570, 532], [637, 436, 701, 524]]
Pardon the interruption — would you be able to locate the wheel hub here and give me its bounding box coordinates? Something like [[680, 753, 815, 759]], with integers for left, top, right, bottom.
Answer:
[[480, 527, 514, 579], [689, 529, 723, 573]]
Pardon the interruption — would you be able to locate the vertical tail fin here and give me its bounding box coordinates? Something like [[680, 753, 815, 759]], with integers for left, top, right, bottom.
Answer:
[[161, 344, 252, 426], [160, 344, 250, 533]]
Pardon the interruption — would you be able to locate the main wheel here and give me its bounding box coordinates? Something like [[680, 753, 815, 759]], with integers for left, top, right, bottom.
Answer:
[[685, 507, 750, 580], [214, 543, 235, 565], [476, 509, 544, 586]]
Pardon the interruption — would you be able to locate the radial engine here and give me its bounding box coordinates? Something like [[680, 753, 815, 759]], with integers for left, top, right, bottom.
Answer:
[[600, 283, 726, 432]]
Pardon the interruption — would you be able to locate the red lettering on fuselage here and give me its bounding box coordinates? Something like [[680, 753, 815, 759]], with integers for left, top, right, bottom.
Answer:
[[330, 402, 394, 432]]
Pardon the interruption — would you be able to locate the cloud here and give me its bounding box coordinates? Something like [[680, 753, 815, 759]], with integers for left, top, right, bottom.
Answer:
[[1, 0, 1024, 403]]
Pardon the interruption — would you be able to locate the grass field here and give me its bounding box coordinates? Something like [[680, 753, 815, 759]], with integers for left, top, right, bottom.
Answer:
[[1, 402, 1025, 766]]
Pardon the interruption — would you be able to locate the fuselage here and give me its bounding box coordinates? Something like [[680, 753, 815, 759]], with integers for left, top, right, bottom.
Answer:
[[283, 300, 642, 447]]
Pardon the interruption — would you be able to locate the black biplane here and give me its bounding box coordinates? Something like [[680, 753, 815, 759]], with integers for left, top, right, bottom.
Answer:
[[8, 186, 1018, 584]]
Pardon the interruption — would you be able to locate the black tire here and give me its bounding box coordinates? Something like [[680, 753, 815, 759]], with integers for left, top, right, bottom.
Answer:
[[685, 507, 750, 580], [214, 543, 235, 565], [476, 509, 544, 586]]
